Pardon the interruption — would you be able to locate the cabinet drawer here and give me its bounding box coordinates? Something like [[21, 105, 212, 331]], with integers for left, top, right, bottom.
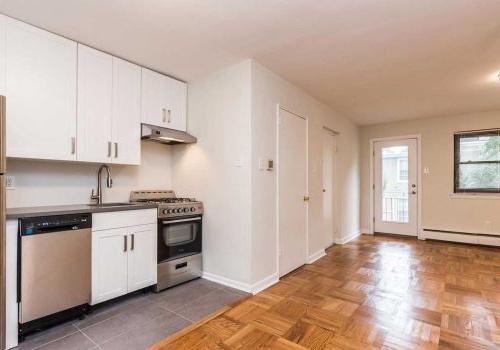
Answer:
[[92, 209, 157, 231]]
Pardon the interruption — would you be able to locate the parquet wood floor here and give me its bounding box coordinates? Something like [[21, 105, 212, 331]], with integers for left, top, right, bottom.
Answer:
[[151, 235, 500, 350]]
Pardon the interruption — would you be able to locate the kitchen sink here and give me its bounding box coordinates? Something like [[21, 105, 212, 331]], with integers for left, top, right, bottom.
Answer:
[[87, 202, 133, 208]]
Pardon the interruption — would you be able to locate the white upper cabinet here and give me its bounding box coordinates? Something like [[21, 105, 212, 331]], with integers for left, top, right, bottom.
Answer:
[[141, 68, 187, 131], [77, 45, 141, 165], [0, 14, 187, 164], [2, 15, 78, 161], [112, 58, 141, 165], [77, 44, 113, 163], [166, 77, 188, 132]]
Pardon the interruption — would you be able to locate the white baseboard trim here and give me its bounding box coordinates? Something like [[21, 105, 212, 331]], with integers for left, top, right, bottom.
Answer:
[[307, 249, 326, 264], [251, 273, 279, 294], [202, 272, 252, 293], [202, 272, 279, 295], [335, 230, 361, 245]]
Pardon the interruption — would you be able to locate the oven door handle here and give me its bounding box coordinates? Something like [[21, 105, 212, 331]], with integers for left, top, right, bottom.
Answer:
[[162, 217, 202, 224]]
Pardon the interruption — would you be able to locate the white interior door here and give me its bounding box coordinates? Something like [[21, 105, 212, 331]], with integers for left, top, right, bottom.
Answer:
[[322, 129, 336, 246], [278, 108, 307, 277], [374, 139, 418, 236]]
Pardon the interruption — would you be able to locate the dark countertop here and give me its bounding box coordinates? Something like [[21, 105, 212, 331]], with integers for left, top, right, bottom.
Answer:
[[6, 202, 158, 219]]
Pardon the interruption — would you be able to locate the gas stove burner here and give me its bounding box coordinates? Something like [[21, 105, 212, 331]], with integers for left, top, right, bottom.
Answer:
[[129, 190, 203, 219]]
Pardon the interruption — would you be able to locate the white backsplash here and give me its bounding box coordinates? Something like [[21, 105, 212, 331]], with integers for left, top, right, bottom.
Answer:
[[6, 142, 172, 208]]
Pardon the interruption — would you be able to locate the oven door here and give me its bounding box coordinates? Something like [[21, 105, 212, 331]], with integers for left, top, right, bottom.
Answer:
[[158, 216, 202, 262]]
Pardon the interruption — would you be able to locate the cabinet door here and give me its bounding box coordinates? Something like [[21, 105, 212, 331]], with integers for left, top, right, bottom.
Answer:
[[77, 44, 113, 163], [3, 15, 77, 160], [112, 58, 141, 165], [141, 68, 167, 127], [127, 224, 157, 293], [91, 228, 128, 305], [166, 77, 187, 132]]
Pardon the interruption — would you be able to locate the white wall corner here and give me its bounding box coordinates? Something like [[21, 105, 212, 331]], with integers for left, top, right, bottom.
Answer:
[[202, 272, 252, 293], [307, 249, 326, 264], [335, 230, 361, 245], [360, 228, 372, 235], [202, 271, 279, 295], [250, 273, 279, 295]]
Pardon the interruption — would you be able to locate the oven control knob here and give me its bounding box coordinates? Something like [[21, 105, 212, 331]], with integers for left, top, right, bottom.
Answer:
[[163, 209, 168, 215], [190, 207, 196, 212], [183, 208, 189, 213], [176, 208, 181, 213]]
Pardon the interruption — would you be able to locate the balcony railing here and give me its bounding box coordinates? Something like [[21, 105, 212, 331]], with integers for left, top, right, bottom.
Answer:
[[382, 192, 408, 223]]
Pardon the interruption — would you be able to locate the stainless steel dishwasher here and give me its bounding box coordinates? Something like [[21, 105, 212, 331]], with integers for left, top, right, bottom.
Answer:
[[18, 213, 91, 337]]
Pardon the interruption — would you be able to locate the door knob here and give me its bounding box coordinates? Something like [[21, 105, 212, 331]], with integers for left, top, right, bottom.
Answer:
[[303, 196, 310, 201], [322, 189, 326, 193]]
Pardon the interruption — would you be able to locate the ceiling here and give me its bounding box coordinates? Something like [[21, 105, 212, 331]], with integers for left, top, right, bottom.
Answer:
[[1, 0, 500, 125]]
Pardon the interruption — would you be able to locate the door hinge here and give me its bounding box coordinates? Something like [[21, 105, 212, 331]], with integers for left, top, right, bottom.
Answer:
[[373, 217, 375, 223], [372, 184, 375, 190]]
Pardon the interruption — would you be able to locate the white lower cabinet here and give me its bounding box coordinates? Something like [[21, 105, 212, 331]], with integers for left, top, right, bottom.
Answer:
[[91, 210, 157, 305], [127, 224, 157, 292]]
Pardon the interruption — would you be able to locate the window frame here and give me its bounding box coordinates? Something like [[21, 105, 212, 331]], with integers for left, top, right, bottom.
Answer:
[[454, 129, 500, 193]]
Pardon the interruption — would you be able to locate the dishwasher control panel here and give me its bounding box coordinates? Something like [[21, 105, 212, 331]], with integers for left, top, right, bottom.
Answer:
[[20, 213, 92, 235]]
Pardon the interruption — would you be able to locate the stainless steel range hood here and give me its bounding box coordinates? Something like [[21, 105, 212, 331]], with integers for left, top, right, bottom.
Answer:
[[141, 124, 197, 145]]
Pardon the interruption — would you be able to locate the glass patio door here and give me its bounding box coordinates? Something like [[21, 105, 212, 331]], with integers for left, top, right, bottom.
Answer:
[[374, 139, 418, 236]]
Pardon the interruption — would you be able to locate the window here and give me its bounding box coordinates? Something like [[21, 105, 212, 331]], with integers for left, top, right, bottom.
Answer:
[[454, 130, 500, 193], [397, 158, 408, 182]]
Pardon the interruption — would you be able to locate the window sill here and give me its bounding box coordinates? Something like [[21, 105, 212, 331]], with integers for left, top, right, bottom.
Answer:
[[450, 193, 500, 200]]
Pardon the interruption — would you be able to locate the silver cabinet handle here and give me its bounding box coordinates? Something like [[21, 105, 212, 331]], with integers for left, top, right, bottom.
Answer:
[[167, 109, 171, 123], [71, 137, 76, 155], [114, 142, 118, 158], [162, 108, 167, 123], [123, 235, 127, 252], [131, 234, 135, 251], [107, 141, 112, 157]]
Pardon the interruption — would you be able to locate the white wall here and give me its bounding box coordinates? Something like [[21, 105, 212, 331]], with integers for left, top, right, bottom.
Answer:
[[171, 60, 253, 286], [6, 142, 172, 207], [250, 62, 360, 284], [360, 110, 500, 235], [171, 59, 360, 290]]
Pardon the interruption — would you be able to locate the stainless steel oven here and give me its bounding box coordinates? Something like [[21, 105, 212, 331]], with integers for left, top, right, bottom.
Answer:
[[129, 190, 204, 292], [158, 216, 202, 262]]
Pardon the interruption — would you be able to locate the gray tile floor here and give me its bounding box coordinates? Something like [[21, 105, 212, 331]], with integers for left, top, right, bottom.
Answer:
[[16, 278, 248, 350]]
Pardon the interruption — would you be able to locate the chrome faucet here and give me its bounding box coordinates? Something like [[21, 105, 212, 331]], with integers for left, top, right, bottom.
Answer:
[[91, 164, 113, 204]]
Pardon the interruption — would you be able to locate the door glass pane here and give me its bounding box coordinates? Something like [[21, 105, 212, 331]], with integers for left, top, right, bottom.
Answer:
[[381, 146, 409, 223], [163, 223, 196, 245]]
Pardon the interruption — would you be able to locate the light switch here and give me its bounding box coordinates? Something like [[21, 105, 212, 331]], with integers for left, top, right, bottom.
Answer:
[[5, 175, 15, 189], [423, 167, 430, 175]]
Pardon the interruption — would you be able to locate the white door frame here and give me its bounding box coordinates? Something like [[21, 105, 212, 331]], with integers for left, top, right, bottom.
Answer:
[[276, 104, 309, 277], [369, 135, 422, 238], [322, 127, 339, 245]]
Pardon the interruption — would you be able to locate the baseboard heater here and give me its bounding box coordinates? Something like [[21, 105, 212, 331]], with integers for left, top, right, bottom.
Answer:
[[422, 228, 500, 247]]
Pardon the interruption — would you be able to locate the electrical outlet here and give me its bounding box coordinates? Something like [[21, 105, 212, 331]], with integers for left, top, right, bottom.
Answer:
[[5, 175, 15, 189]]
